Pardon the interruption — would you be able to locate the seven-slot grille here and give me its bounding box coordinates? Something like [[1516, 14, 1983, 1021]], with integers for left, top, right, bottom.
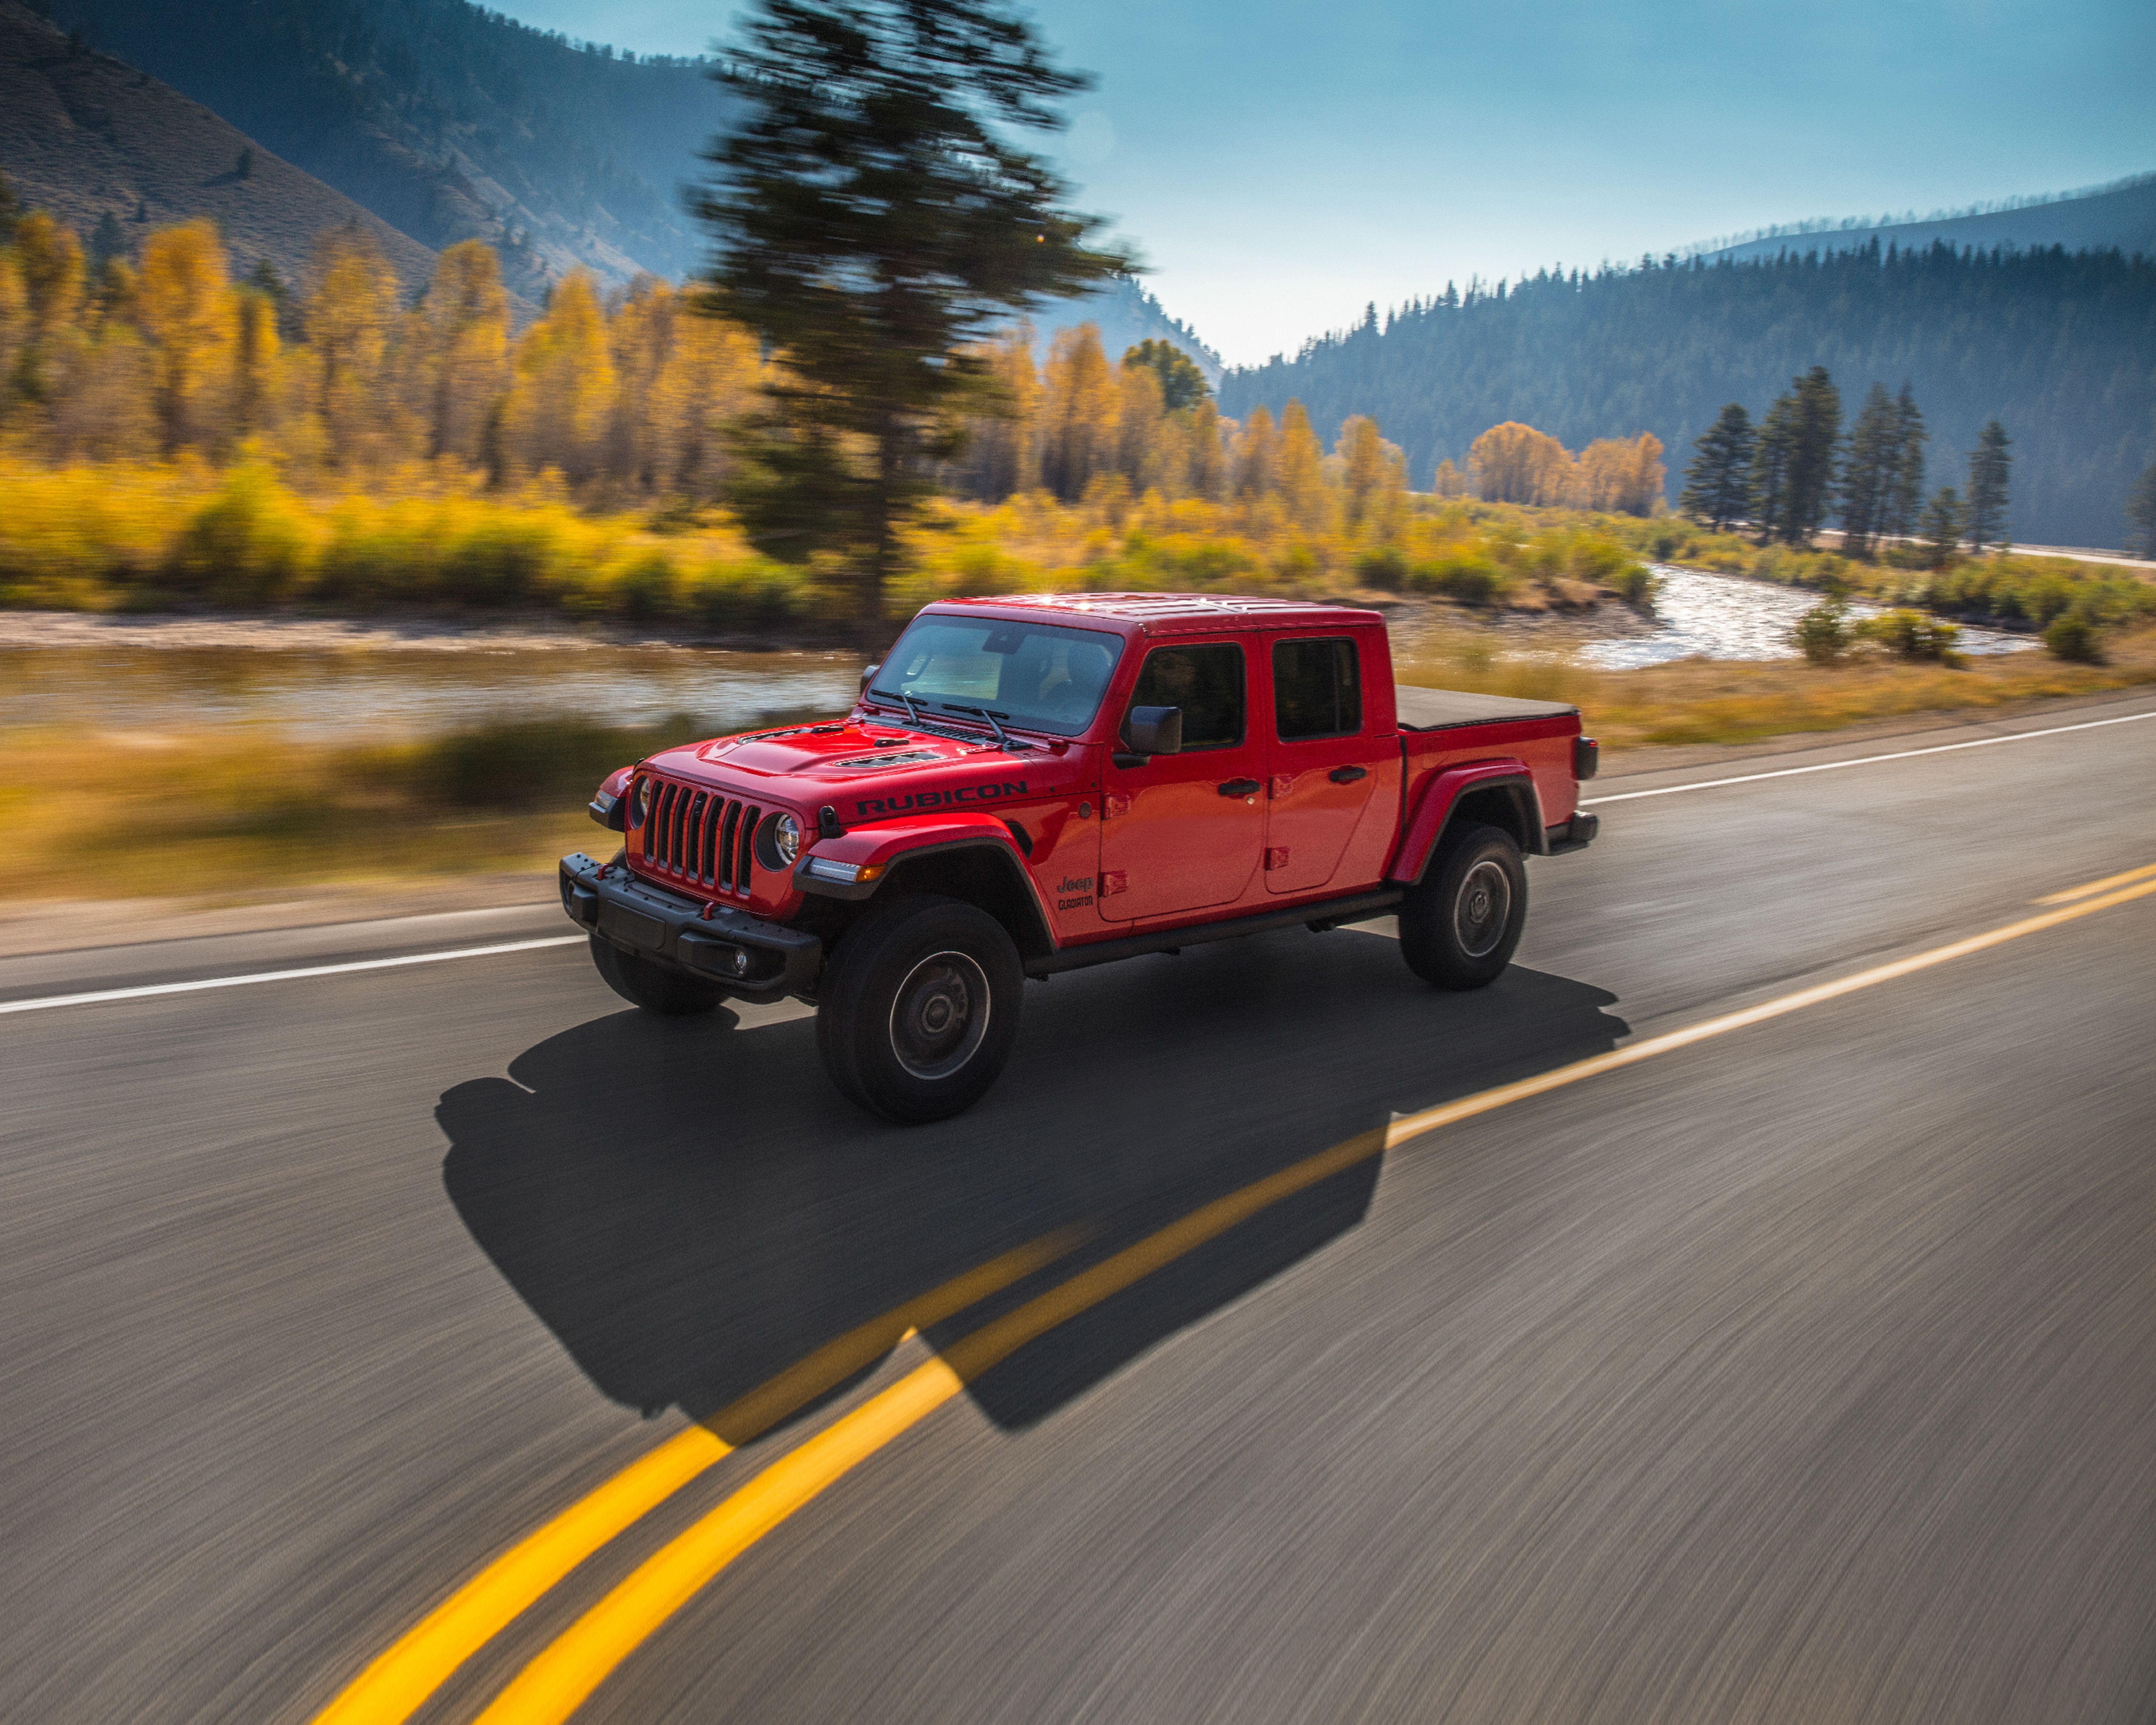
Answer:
[[639, 778, 764, 895]]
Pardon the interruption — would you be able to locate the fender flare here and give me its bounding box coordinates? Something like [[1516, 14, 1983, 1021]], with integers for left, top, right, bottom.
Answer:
[[1385, 760, 1548, 886], [794, 812, 1056, 956]]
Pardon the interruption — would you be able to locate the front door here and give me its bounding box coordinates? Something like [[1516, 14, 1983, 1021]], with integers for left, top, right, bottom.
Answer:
[[1099, 639, 1266, 921], [1265, 634, 1384, 894]]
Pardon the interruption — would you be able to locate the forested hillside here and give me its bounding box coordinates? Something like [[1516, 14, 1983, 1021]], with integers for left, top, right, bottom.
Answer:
[[0, 1, 439, 295], [1222, 244, 2156, 548], [35, 0, 729, 300], [1698, 171, 2156, 266]]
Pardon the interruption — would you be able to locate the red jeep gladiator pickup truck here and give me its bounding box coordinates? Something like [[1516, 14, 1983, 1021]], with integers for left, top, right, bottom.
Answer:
[[560, 592, 1598, 1122]]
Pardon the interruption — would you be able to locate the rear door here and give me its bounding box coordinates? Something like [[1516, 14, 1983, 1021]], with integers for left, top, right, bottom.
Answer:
[[1263, 633, 1387, 895], [1099, 638, 1266, 921]]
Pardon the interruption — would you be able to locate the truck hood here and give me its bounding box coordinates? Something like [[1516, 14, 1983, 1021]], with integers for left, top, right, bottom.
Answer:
[[642, 716, 1075, 815]]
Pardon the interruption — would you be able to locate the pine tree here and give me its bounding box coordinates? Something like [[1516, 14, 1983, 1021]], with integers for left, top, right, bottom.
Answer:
[[1122, 338, 1207, 412], [1749, 393, 1796, 545], [1781, 366, 1842, 544], [1837, 382, 1898, 559], [694, 0, 1128, 632], [1880, 382, 1928, 544], [1678, 403, 1754, 531], [1920, 487, 1963, 567], [2126, 464, 2156, 559], [1964, 420, 2012, 552]]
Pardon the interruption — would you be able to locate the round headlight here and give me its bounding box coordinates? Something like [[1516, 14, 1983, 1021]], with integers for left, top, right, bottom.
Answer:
[[772, 812, 801, 865], [628, 777, 652, 828]]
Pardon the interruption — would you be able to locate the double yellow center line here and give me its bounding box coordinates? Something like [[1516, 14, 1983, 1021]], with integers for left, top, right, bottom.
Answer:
[[315, 862, 2156, 1724]]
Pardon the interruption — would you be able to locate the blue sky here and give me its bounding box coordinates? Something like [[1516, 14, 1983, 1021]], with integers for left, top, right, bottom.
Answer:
[[496, 0, 2156, 367]]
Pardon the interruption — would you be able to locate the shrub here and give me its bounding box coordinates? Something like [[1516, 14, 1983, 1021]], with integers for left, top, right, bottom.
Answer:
[[1793, 599, 1851, 664], [2042, 610, 2104, 663], [1861, 608, 1963, 663], [164, 464, 312, 605], [1354, 545, 1410, 591]]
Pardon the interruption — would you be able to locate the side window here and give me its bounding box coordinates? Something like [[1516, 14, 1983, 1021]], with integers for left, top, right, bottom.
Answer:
[[1130, 643, 1245, 750], [1272, 637, 1363, 741]]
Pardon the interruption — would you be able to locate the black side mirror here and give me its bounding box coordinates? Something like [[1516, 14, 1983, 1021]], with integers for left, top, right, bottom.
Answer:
[[859, 662, 881, 693], [1121, 705, 1183, 759]]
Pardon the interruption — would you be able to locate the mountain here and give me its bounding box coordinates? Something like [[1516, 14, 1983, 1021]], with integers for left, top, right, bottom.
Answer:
[[0, 0, 437, 292], [37, 0, 732, 302], [1696, 172, 2156, 268], [1220, 243, 2156, 549], [1046, 277, 1224, 384]]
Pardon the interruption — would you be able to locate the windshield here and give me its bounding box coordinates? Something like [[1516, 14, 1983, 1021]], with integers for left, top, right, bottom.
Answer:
[[870, 617, 1124, 738]]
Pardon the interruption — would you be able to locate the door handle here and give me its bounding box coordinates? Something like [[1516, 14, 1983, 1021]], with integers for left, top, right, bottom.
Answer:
[[1328, 765, 1368, 784], [1217, 778, 1261, 797]]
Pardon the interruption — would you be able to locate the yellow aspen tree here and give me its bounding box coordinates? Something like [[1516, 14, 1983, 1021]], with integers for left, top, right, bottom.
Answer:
[[606, 275, 675, 492], [304, 227, 400, 466], [49, 326, 158, 460], [952, 327, 1041, 501], [1277, 400, 1329, 530], [1038, 323, 1118, 501], [0, 250, 25, 405], [1431, 457, 1470, 498], [1337, 414, 1386, 532], [1371, 445, 1410, 539], [1468, 421, 1572, 503], [420, 239, 508, 467], [14, 211, 84, 342], [136, 220, 237, 453], [1233, 404, 1278, 499], [501, 268, 614, 484], [1182, 397, 1228, 501], [1575, 433, 1666, 514], [229, 285, 280, 442], [1114, 361, 1166, 493], [664, 311, 761, 497]]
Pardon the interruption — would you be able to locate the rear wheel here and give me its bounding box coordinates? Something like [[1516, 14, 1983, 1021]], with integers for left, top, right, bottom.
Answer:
[[1398, 821, 1527, 990], [816, 895, 1023, 1123], [589, 934, 724, 1015]]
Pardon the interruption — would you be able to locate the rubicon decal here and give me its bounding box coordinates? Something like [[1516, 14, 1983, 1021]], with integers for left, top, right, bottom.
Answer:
[[853, 780, 1028, 817]]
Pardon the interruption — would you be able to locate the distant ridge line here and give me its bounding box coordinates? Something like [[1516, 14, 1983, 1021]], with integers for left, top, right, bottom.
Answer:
[[1682, 168, 2156, 259]]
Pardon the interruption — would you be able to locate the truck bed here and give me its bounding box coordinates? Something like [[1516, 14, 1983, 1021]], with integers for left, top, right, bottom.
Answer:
[[1393, 685, 1580, 731]]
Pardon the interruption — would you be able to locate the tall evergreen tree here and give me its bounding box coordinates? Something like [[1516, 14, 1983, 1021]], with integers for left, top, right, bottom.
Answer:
[[2126, 463, 2156, 559], [1920, 487, 1964, 567], [1678, 403, 1754, 531], [1122, 338, 1208, 412], [1780, 365, 1843, 545], [1749, 392, 1796, 545], [1964, 420, 2012, 551], [1881, 382, 1928, 544], [1837, 382, 1898, 558], [694, 0, 1128, 633]]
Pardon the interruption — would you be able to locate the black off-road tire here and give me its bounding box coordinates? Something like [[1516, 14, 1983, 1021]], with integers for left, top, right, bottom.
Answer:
[[1398, 821, 1528, 990], [589, 933, 724, 1015], [815, 894, 1024, 1124]]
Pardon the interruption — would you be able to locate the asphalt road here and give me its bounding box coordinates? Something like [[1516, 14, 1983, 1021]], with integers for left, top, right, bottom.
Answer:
[[3, 693, 2154, 1724]]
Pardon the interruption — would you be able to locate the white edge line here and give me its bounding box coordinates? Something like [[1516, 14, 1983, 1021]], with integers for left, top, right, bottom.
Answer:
[[1581, 709, 2156, 805], [0, 936, 585, 1017]]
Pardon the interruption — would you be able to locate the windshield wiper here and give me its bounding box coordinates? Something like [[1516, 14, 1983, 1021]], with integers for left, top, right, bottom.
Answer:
[[940, 703, 1024, 751], [870, 686, 928, 728]]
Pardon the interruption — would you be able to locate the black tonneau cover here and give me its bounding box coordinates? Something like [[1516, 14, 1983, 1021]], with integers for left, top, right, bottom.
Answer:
[[1393, 685, 1579, 732]]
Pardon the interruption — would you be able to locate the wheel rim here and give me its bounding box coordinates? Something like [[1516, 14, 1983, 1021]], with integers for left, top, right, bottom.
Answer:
[[1453, 859, 1512, 958], [889, 950, 990, 1080]]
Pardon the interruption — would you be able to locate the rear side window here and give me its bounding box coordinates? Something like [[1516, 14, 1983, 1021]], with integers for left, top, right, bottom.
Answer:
[[1131, 642, 1245, 749], [1272, 637, 1363, 741]]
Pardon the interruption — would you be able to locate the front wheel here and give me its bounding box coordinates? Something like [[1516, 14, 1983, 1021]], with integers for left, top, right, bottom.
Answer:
[[589, 934, 724, 1015], [816, 895, 1023, 1123], [1398, 821, 1527, 990]]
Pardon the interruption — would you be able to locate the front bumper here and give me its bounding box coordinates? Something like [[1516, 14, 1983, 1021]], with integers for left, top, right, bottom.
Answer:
[[559, 852, 824, 1004]]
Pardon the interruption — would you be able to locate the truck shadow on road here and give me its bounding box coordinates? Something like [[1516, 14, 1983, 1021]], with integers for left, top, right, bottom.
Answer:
[[439, 927, 1627, 1438]]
